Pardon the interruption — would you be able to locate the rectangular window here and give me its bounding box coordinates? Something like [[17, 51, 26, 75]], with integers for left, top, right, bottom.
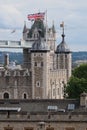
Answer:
[[5, 76, 9, 86], [34, 62, 37, 66], [41, 62, 43, 67], [65, 127, 75, 130], [53, 88, 55, 96], [58, 88, 59, 95], [4, 127, 13, 130], [68, 104, 75, 110], [0, 72, 2, 76], [47, 106, 58, 111], [46, 127, 54, 130], [62, 87, 64, 94], [24, 127, 34, 130]]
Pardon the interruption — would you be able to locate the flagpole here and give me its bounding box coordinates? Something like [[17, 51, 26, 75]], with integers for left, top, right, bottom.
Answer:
[[45, 10, 47, 44], [62, 21, 64, 35]]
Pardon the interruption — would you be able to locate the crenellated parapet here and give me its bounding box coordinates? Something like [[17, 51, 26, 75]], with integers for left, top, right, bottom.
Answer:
[[0, 68, 30, 77], [0, 68, 32, 99]]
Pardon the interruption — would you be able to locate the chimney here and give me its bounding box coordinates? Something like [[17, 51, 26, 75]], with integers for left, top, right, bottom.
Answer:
[[4, 53, 9, 66], [80, 92, 87, 107]]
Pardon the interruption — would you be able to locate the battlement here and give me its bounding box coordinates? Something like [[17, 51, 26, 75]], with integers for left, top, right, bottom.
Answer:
[[0, 69, 30, 77]]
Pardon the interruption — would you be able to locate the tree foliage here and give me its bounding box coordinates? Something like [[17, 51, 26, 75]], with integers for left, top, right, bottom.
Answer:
[[72, 64, 87, 79], [66, 64, 87, 99]]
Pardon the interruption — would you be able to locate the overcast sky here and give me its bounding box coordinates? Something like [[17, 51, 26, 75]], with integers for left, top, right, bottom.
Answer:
[[0, 0, 87, 52]]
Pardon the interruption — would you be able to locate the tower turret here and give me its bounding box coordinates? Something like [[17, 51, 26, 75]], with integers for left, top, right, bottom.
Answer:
[[55, 22, 72, 79], [23, 19, 49, 70], [31, 31, 50, 99], [23, 21, 29, 40], [27, 19, 45, 39]]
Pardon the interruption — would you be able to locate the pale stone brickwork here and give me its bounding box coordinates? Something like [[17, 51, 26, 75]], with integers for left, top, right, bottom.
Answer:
[[0, 69, 32, 99], [31, 52, 50, 99], [0, 19, 71, 99], [49, 69, 67, 99]]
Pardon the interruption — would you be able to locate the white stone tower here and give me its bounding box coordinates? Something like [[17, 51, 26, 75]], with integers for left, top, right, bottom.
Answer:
[[55, 23, 72, 80], [31, 30, 50, 99], [22, 19, 72, 99]]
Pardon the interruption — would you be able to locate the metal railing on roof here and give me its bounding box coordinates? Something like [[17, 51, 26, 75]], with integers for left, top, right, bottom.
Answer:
[[0, 40, 32, 48]]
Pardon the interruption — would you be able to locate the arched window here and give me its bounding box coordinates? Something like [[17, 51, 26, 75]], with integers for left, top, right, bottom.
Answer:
[[22, 93, 28, 99], [24, 93, 27, 99], [4, 92, 9, 99]]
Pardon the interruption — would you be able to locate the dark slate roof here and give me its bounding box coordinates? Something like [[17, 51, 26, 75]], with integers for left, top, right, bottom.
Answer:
[[31, 37, 49, 51], [28, 19, 46, 38], [56, 34, 71, 53], [31, 40, 49, 51], [23, 21, 29, 33], [52, 23, 56, 33], [0, 99, 79, 113]]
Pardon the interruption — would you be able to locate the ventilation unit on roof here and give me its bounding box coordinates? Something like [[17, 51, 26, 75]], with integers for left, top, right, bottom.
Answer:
[[67, 104, 75, 110]]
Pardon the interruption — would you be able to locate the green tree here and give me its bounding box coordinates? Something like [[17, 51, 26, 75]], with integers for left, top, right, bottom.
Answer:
[[73, 64, 87, 79], [66, 64, 87, 99]]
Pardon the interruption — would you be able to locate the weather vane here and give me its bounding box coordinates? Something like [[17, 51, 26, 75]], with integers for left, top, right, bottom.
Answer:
[[60, 21, 64, 35]]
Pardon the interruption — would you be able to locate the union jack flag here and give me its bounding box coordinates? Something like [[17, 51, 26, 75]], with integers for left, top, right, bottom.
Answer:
[[27, 12, 45, 21]]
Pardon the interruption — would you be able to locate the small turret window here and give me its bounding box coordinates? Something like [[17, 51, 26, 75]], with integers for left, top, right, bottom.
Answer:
[[36, 81, 40, 87], [24, 93, 27, 99], [35, 62, 37, 66], [41, 62, 43, 67], [22, 93, 28, 99]]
